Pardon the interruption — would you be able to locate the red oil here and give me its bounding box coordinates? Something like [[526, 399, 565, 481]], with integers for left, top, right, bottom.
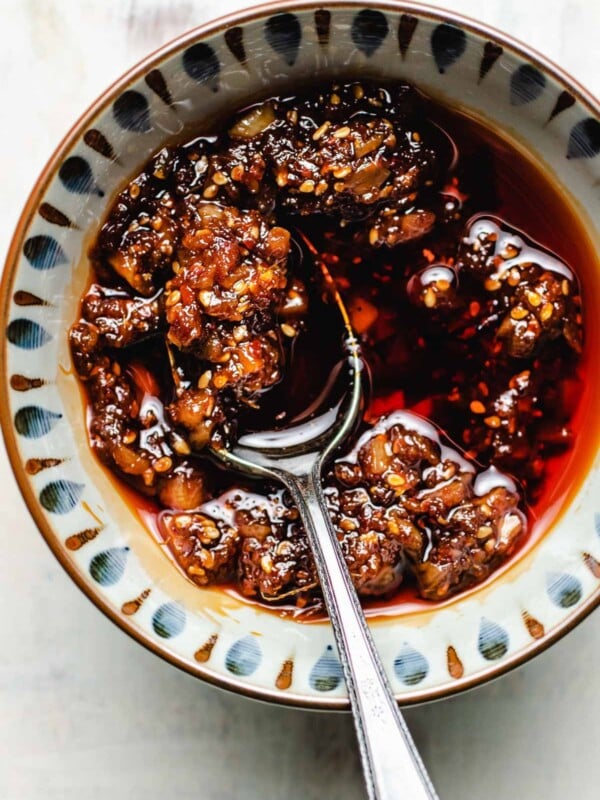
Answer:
[[81, 98, 600, 620]]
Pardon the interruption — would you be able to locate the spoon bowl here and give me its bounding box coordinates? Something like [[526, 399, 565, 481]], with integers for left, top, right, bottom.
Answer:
[[207, 249, 438, 800], [3, 0, 600, 724]]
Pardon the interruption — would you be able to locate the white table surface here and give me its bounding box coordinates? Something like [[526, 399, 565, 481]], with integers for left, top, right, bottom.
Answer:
[[1, 1, 599, 798]]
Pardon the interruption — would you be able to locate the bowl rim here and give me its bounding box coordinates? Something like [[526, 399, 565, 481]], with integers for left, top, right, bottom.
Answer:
[[1, 0, 599, 710]]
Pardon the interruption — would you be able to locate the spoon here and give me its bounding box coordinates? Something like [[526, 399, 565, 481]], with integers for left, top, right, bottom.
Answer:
[[208, 240, 440, 800]]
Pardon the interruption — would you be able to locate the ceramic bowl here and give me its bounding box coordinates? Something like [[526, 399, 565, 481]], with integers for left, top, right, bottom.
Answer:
[[2, 0, 600, 708]]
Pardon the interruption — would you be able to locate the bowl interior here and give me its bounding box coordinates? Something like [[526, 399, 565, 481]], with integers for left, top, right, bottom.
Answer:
[[3, 1, 600, 707]]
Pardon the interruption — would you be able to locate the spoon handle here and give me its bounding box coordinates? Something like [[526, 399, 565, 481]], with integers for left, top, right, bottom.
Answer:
[[282, 469, 439, 800]]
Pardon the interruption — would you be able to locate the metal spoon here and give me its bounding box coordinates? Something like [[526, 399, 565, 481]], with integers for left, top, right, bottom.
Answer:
[[208, 244, 440, 800]]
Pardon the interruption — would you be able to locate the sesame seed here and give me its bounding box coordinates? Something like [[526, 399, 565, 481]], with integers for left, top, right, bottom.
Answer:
[[369, 228, 379, 246], [143, 469, 155, 487], [154, 456, 173, 473], [333, 126, 351, 139], [299, 179, 316, 193], [197, 370, 212, 389], [470, 400, 486, 414], [386, 473, 406, 487], [330, 93, 341, 105], [540, 302, 554, 322], [507, 268, 521, 286], [260, 554, 274, 574], [212, 171, 228, 185], [198, 549, 215, 569], [312, 121, 331, 141], [199, 290, 213, 307], [526, 289, 542, 307], [353, 84, 364, 99], [172, 437, 191, 455], [213, 374, 228, 389], [484, 415, 501, 428], [202, 184, 219, 199], [280, 323, 296, 337], [561, 279, 570, 296], [233, 325, 248, 343], [129, 183, 140, 199], [424, 287, 437, 308], [166, 289, 181, 307], [332, 165, 352, 179], [484, 277, 501, 292], [200, 523, 220, 543], [510, 305, 529, 320]]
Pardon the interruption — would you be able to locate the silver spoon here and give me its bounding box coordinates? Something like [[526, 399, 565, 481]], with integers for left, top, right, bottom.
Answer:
[[209, 244, 440, 800]]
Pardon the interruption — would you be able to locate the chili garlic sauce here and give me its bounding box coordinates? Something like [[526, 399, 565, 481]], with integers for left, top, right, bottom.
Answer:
[[70, 83, 599, 618]]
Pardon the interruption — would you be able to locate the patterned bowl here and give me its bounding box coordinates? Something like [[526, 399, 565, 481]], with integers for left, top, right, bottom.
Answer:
[[2, 0, 600, 709]]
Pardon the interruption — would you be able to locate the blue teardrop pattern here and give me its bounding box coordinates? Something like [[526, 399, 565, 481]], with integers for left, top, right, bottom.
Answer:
[[398, 14, 418, 59], [83, 129, 118, 161], [152, 602, 186, 639], [224, 27, 247, 66], [7, 319, 51, 349], [393, 644, 429, 686], [567, 118, 600, 159], [39, 480, 84, 514], [430, 24, 466, 74], [113, 90, 152, 133], [145, 69, 173, 107], [23, 236, 67, 270], [14, 291, 46, 307], [351, 9, 389, 56], [510, 64, 546, 106], [478, 618, 509, 661], [59, 157, 103, 196], [314, 9, 331, 46], [547, 90, 575, 123], [546, 572, 583, 608], [309, 645, 344, 692], [39, 202, 74, 228], [14, 406, 62, 438], [479, 41, 503, 83], [89, 547, 129, 586], [225, 635, 262, 677], [182, 43, 220, 89], [264, 13, 302, 66]]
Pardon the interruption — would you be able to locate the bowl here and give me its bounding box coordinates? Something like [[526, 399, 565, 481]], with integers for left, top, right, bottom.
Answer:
[[2, 0, 600, 708]]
